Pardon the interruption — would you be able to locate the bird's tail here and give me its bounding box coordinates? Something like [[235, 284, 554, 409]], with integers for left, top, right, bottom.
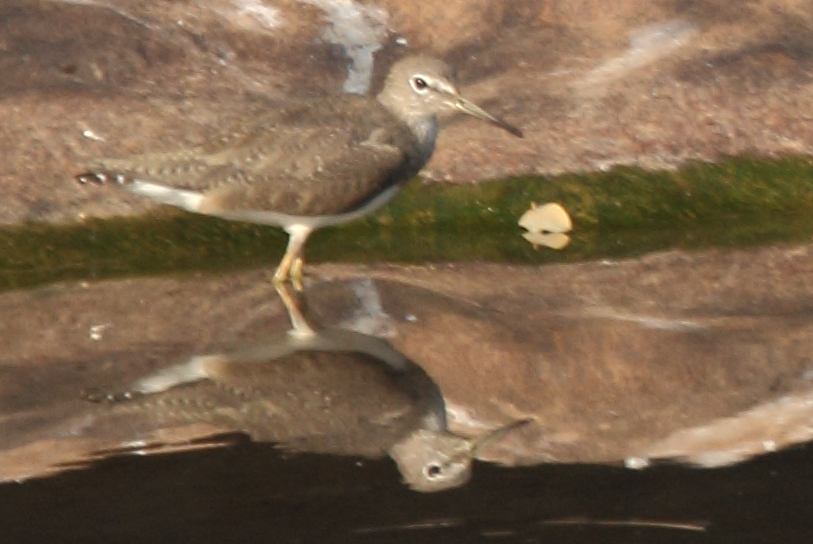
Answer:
[[76, 171, 204, 212], [76, 170, 128, 185]]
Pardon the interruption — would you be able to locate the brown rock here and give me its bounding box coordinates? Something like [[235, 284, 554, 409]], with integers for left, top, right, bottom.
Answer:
[[3, 244, 813, 480], [1, 0, 812, 224]]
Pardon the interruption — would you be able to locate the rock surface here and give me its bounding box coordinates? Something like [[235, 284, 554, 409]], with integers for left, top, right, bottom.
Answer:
[[1, 0, 811, 224], [3, 243, 813, 480]]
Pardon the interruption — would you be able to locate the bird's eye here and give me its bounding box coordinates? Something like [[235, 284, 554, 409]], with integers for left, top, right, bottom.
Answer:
[[411, 76, 429, 92], [424, 463, 444, 479]]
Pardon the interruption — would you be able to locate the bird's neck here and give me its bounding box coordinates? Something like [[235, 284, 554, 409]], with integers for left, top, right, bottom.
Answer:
[[376, 92, 439, 153], [408, 116, 439, 153]]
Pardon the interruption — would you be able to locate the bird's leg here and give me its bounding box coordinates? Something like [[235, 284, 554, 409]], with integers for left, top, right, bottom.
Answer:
[[273, 281, 316, 339], [273, 225, 312, 289], [467, 418, 533, 457], [290, 257, 305, 291]]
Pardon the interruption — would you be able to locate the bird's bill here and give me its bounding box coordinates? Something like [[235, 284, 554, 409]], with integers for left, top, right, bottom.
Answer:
[[468, 418, 533, 457], [454, 96, 524, 138]]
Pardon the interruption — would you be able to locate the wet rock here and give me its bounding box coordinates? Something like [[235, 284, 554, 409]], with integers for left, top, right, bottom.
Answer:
[[2, 244, 813, 480], [0, 0, 811, 224]]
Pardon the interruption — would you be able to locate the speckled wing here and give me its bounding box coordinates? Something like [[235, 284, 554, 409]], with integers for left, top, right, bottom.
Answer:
[[107, 351, 427, 459], [86, 96, 421, 218]]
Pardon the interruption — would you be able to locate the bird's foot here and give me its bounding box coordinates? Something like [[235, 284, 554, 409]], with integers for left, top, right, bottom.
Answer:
[[271, 259, 306, 292], [290, 257, 305, 292], [270, 268, 288, 287]]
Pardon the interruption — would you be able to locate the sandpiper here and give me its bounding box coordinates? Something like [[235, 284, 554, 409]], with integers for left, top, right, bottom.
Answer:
[[78, 56, 522, 285]]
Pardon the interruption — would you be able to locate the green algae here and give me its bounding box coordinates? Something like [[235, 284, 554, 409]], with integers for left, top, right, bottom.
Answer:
[[0, 155, 812, 290]]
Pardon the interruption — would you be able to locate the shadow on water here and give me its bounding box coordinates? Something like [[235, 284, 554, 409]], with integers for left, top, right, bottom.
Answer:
[[0, 441, 811, 543]]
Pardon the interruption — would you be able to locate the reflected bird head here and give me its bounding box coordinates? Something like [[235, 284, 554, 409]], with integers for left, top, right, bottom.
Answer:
[[389, 429, 473, 493]]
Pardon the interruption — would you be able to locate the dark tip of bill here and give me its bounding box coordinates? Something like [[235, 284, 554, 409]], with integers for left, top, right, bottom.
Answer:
[[495, 119, 523, 138], [506, 123, 524, 138]]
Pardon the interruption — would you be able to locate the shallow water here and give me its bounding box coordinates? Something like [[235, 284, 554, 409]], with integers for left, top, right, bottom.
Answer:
[[1, 263, 813, 542], [3, 156, 813, 291], [2, 157, 813, 540]]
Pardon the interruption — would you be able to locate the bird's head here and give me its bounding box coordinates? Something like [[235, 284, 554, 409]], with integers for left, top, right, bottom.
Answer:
[[378, 55, 523, 138]]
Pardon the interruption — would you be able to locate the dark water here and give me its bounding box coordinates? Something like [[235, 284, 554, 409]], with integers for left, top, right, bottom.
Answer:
[[0, 437, 810, 543]]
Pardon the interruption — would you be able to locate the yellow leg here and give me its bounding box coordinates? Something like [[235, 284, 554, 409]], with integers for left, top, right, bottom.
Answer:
[[290, 256, 305, 292], [272, 281, 316, 338], [273, 225, 311, 286]]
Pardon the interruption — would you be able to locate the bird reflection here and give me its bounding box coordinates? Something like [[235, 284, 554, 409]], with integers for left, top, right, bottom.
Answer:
[[79, 283, 523, 492]]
